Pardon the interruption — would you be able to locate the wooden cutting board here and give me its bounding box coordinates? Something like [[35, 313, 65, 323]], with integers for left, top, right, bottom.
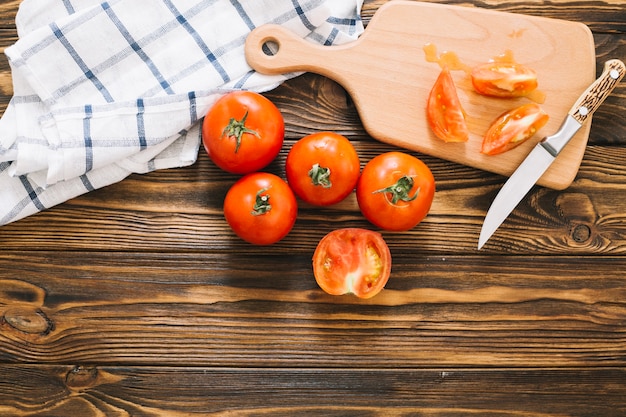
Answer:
[[245, 0, 596, 190]]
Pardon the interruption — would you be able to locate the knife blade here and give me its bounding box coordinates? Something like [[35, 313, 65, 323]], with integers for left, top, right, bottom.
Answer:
[[478, 59, 625, 249]]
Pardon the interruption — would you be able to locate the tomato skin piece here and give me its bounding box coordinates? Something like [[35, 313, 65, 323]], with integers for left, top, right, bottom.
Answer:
[[427, 67, 469, 143], [285, 132, 360, 206], [223, 172, 297, 245], [202, 91, 284, 174], [356, 152, 435, 231], [312, 228, 392, 299], [471, 62, 538, 98], [481, 103, 549, 156]]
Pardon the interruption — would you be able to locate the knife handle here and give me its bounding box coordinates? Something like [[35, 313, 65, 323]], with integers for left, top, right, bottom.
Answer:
[[568, 59, 625, 124]]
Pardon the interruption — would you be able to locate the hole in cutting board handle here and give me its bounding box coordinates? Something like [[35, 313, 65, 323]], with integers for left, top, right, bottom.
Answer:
[[246, 25, 322, 75], [261, 38, 280, 57]]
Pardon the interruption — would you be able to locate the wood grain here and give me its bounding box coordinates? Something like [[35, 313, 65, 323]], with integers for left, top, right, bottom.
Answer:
[[1, 0, 625, 415], [1, 365, 625, 416], [1, 252, 626, 368]]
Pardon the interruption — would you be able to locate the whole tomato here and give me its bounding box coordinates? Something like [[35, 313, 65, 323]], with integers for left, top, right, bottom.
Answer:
[[356, 152, 435, 231], [285, 132, 360, 206], [202, 91, 284, 174], [223, 172, 297, 245], [313, 228, 392, 299]]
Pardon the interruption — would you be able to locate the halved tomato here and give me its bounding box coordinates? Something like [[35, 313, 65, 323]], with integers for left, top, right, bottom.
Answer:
[[427, 67, 469, 142], [471, 62, 538, 98], [481, 103, 549, 155], [312, 228, 392, 299]]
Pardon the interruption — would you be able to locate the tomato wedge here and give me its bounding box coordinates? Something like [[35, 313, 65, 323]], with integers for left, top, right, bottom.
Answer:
[[481, 103, 549, 155], [471, 62, 538, 98], [427, 67, 469, 142], [312, 228, 392, 299]]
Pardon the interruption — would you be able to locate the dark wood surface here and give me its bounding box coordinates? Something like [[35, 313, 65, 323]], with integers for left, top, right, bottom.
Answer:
[[1, 0, 625, 416]]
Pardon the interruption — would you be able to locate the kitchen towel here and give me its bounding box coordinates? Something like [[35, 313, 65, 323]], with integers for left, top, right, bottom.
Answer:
[[0, 0, 364, 225]]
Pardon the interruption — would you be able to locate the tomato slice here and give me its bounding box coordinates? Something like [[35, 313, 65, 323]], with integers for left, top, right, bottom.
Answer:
[[471, 62, 538, 98], [427, 67, 469, 143], [481, 103, 549, 155], [312, 228, 392, 299]]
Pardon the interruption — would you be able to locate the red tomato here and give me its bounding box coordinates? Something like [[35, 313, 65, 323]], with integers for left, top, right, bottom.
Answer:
[[356, 152, 435, 231], [223, 172, 297, 245], [202, 91, 284, 174], [285, 132, 360, 206], [471, 62, 538, 98], [481, 103, 549, 155], [312, 228, 392, 299], [427, 67, 469, 143]]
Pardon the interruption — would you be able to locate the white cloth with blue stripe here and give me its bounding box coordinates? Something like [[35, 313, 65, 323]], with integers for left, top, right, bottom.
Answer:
[[0, 0, 364, 225]]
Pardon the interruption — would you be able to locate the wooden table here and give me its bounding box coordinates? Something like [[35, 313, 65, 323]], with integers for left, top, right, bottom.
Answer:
[[1, 1, 625, 415]]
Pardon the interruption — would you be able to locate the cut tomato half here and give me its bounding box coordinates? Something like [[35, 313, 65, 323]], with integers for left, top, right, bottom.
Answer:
[[312, 228, 392, 299]]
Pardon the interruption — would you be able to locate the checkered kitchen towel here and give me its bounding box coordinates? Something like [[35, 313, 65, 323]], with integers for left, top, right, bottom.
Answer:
[[0, 0, 364, 225]]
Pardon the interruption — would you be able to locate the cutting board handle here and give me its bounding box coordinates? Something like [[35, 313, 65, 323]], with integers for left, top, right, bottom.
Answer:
[[245, 24, 352, 79]]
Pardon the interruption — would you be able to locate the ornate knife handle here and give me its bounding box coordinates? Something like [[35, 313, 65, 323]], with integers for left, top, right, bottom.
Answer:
[[569, 59, 625, 124]]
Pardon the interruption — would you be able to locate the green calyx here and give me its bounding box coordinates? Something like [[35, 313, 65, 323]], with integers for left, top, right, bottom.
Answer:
[[252, 187, 272, 216], [373, 175, 419, 204], [222, 111, 260, 153], [308, 163, 332, 188]]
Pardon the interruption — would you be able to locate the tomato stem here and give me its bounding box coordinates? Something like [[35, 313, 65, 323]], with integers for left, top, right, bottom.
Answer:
[[222, 111, 260, 153], [308, 163, 332, 188], [252, 187, 272, 216], [373, 175, 419, 204]]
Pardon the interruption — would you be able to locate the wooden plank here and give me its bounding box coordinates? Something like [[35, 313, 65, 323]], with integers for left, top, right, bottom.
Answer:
[[1, 365, 625, 416], [1, 253, 625, 367], [0, 139, 624, 254]]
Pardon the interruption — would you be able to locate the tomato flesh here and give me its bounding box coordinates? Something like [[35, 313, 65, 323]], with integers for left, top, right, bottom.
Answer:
[[313, 228, 392, 299], [427, 67, 469, 143], [471, 62, 538, 98], [481, 103, 549, 155]]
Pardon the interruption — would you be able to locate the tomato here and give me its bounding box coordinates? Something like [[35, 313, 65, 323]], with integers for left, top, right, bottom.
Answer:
[[356, 152, 435, 231], [426, 67, 469, 143], [481, 103, 549, 155], [285, 132, 360, 206], [312, 228, 392, 299], [223, 172, 297, 245], [202, 91, 284, 174], [471, 62, 538, 98]]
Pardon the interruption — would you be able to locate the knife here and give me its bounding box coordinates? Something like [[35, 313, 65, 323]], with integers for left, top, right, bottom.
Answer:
[[478, 59, 626, 250]]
